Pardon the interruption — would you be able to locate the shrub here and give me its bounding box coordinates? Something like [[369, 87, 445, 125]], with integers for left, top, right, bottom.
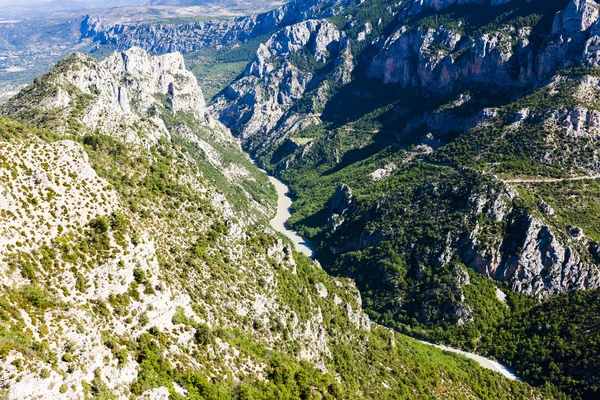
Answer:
[[194, 324, 213, 346]]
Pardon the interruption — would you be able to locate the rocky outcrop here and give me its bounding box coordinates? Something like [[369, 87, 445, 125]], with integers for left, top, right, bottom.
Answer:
[[212, 19, 347, 153], [328, 184, 352, 231], [538, 199, 555, 216], [367, 24, 526, 92], [400, 105, 498, 144], [499, 215, 600, 296], [2, 47, 207, 146], [370, 163, 397, 182], [457, 184, 600, 298], [330, 184, 353, 215], [553, 0, 600, 35]]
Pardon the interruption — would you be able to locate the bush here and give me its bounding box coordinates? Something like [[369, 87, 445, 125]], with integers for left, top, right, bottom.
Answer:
[[194, 324, 213, 346]]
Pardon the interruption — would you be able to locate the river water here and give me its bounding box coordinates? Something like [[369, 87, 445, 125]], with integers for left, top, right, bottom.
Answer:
[[268, 176, 314, 258], [267, 173, 521, 381], [417, 341, 521, 381]]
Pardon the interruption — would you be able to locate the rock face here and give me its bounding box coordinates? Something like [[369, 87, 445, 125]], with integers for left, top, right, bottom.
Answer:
[[367, 26, 515, 91], [553, 0, 600, 34], [211, 18, 350, 155], [80, 0, 355, 54], [330, 184, 352, 215], [500, 215, 600, 295], [457, 188, 600, 298], [366, 13, 546, 92], [77, 0, 521, 58], [2, 47, 206, 146], [363, 0, 600, 94], [406, 0, 513, 15]]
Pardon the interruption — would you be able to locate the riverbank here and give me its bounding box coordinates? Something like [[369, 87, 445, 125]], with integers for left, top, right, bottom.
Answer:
[[417, 341, 521, 381], [268, 176, 314, 258]]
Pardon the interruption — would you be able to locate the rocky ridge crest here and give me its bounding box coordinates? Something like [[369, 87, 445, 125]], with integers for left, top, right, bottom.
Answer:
[[3, 47, 206, 147]]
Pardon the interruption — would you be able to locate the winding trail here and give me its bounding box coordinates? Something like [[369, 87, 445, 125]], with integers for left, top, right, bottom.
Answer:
[[502, 174, 600, 183]]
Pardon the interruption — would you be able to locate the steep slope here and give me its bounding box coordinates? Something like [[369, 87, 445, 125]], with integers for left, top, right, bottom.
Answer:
[[2, 47, 273, 221], [211, 0, 600, 397], [0, 48, 546, 399]]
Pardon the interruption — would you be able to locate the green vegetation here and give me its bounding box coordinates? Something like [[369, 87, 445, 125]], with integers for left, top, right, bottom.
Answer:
[[0, 284, 57, 361], [184, 34, 273, 99], [156, 99, 277, 217], [239, 0, 600, 396], [122, 254, 548, 399], [287, 46, 333, 75], [1, 0, 596, 394], [484, 289, 600, 400], [261, 107, 583, 396], [0, 112, 548, 398]]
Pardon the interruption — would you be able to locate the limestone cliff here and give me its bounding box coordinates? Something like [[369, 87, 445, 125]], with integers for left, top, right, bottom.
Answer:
[[3, 48, 206, 147]]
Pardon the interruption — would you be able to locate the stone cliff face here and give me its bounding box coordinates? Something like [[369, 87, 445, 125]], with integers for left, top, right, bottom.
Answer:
[[456, 183, 600, 298], [3, 47, 206, 147], [366, 0, 600, 93], [499, 215, 600, 295], [80, 0, 355, 54], [211, 18, 351, 155], [367, 26, 518, 91], [80, 0, 520, 57]]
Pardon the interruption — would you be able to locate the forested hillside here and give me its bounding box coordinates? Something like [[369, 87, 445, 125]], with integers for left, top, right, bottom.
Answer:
[[210, 0, 600, 397]]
